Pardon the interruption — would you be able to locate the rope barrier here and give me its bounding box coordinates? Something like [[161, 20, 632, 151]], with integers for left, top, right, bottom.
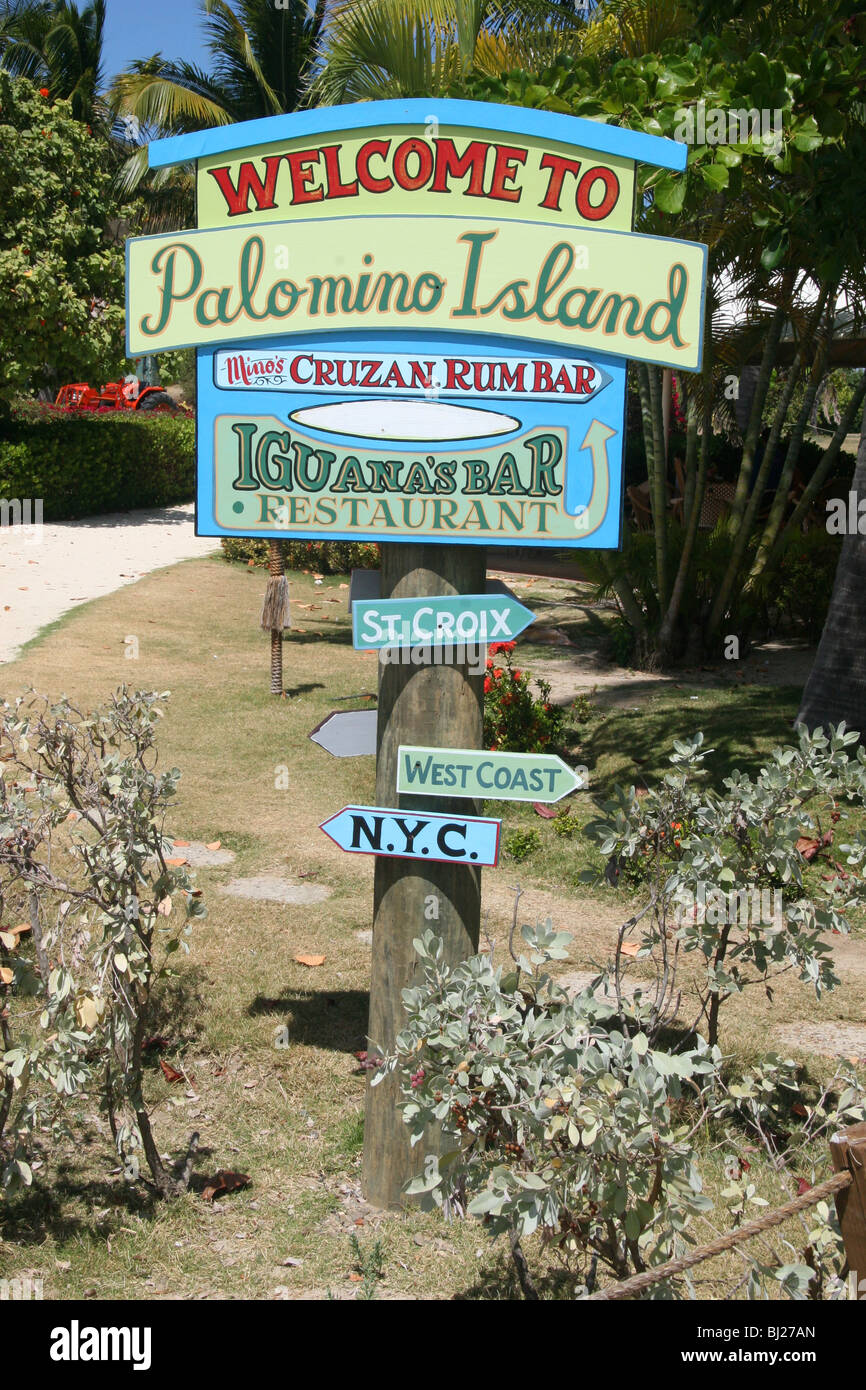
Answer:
[[585, 1169, 853, 1301]]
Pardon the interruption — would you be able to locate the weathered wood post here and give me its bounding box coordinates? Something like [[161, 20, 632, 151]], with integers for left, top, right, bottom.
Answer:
[[362, 542, 485, 1209], [830, 1121, 866, 1297]]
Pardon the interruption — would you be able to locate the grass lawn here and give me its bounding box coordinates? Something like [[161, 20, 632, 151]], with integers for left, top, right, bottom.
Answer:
[[1, 553, 863, 1301]]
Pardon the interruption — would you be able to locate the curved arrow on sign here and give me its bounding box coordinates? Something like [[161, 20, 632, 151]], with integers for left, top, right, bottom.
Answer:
[[572, 419, 616, 537]]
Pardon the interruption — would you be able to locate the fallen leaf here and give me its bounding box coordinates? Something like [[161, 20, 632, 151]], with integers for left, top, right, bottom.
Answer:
[[295, 953, 325, 967], [796, 1178, 812, 1195], [7, 923, 30, 937], [533, 802, 557, 819], [165, 856, 188, 867], [0, 931, 19, 950], [173, 839, 190, 847], [620, 941, 641, 958], [279, 1256, 303, 1267], [159, 1059, 184, 1084], [205, 840, 221, 851], [144, 1035, 169, 1052], [157, 896, 172, 917], [0, 967, 13, 984], [201, 1170, 251, 1202], [796, 836, 821, 861]]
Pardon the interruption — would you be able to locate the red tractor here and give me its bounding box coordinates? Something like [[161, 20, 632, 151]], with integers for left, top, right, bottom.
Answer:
[[54, 376, 185, 413]]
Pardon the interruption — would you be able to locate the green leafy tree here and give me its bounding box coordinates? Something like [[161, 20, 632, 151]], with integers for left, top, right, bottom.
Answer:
[[0, 0, 106, 126], [454, 1, 866, 665], [0, 71, 126, 401]]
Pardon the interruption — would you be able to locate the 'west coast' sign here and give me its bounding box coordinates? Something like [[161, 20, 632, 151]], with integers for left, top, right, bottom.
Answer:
[[396, 745, 583, 803]]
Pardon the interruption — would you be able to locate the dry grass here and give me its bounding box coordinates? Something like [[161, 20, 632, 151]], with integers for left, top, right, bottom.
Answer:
[[0, 553, 863, 1301]]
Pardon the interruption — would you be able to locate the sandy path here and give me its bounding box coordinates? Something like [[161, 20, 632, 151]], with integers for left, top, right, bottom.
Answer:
[[0, 503, 218, 664]]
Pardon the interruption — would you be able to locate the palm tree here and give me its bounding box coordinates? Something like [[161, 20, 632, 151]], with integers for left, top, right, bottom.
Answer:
[[0, 0, 106, 125], [112, 1, 327, 695], [111, 0, 325, 136], [313, 0, 596, 105], [796, 398, 866, 734]]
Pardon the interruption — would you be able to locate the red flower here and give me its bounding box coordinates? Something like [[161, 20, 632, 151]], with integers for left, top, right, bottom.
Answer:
[[494, 668, 503, 679], [513, 669, 522, 680], [39, 87, 49, 98], [483, 677, 493, 694], [489, 641, 516, 656], [485, 658, 493, 670]]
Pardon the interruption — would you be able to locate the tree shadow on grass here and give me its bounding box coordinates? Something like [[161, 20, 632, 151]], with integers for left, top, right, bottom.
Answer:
[[586, 685, 802, 795], [280, 681, 325, 698], [144, 964, 209, 1055], [247, 987, 369, 1053], [285, 628, 354, 648], [455, 1249, 592, 1301], [0, 1172, 160, 1248]]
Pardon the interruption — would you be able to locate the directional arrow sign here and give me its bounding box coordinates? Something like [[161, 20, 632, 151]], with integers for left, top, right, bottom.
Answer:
[[352, 594, 535, 651], [320, 805, 501, 866], [309, 709, 377, 757], [397, 746, 583, 803]]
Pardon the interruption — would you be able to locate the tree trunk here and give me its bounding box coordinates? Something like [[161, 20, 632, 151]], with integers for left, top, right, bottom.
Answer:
[[797, 400, 866, 734]]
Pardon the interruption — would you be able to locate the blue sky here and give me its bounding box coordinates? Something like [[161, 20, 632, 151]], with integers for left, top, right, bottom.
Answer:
[[102, 0, 210, 83]]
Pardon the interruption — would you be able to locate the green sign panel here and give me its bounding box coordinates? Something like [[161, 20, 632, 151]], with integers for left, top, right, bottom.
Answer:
[[397, 745, 583, 803], [352, 594, 536, 650], [127, 216, 704, 371]]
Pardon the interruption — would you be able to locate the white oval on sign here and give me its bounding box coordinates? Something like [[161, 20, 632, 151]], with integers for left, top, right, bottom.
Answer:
[[289, 399, 521, 442]]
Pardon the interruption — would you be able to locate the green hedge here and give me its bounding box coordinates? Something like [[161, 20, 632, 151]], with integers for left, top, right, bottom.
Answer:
[[221, 537, 380, 575], [0, 411, 195, 519]]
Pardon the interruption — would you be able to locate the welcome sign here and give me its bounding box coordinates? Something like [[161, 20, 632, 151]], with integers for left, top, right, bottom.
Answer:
[[131, 100, 706, 548]]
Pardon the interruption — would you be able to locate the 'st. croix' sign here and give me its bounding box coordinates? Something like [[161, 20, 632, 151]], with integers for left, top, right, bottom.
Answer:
[[126, 100, 706, 550]]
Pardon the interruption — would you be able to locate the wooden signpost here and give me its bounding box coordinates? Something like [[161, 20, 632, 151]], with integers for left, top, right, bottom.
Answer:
[[127, 98, 707, 1209]]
